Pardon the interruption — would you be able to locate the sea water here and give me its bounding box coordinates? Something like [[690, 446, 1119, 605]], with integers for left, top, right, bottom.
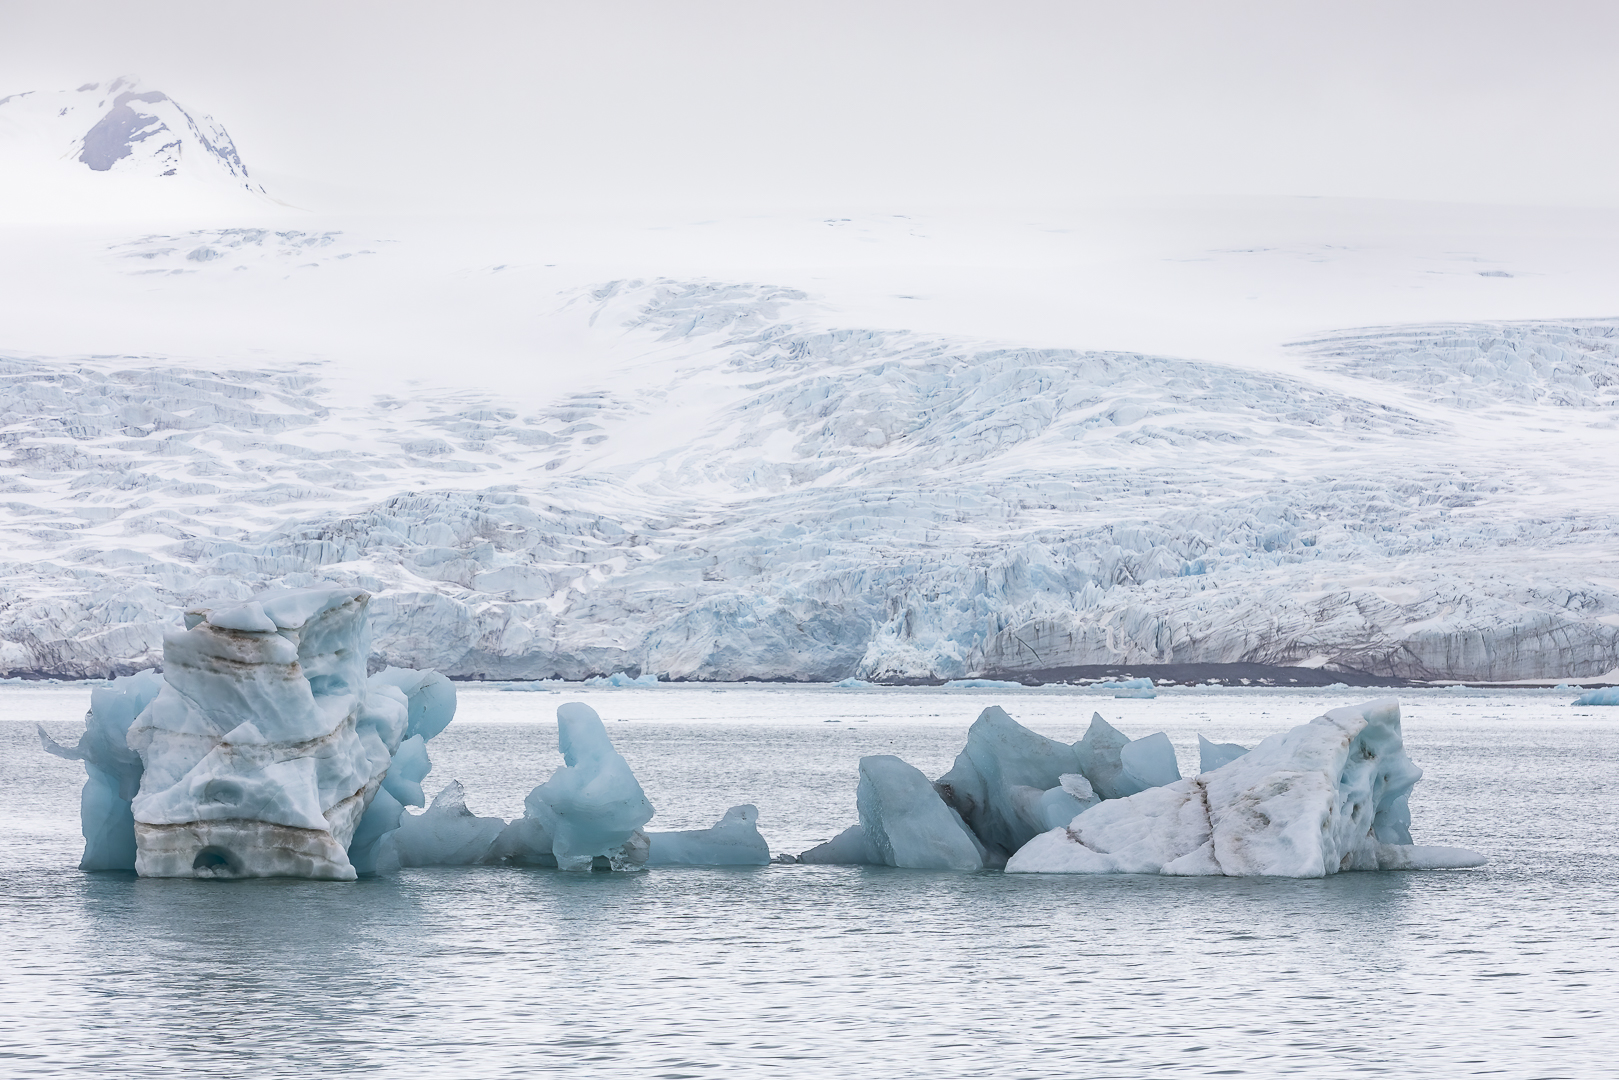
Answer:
[[3, 684, 1616, 1078]]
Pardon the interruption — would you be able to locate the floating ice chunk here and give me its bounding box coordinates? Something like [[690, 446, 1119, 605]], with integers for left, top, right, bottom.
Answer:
[[1008, 698, 1486, 878], [1120, 731, 1181, 790], [835, 678, 872, 688], [381, 735, 431, 808], [646, 804, 770, 866], [125, 587, 410, 880], [1009, 781, 1214, 874], [857, 755, 983, 871], [1035, 773, 1100, 830], [934, 706, 1082, 862], [1074, 713, 1131, 799], [584, 671, 660, 687], [1101, 677, 1157, 699], [37, 670, 164, 871], [370, 667, 458, 742], [1075, 713, 1178, 799], [1373, 844, 1488, 870], [489, 815, 558, 867], [797, 824, 879, 865], [1198, 734, 1249, 773], [382, 781, 505, 868], [524, 702, 654, 871], [347, 787, 406, 875], [1573, 687, 1619, 705], [943, 678, 1024, 689]]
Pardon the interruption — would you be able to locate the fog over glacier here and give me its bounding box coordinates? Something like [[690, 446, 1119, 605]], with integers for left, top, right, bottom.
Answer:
[[1, 3, 1617, 685]]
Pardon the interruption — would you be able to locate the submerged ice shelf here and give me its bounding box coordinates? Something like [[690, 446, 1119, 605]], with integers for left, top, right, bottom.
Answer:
[[1, 281, 1617, 685]]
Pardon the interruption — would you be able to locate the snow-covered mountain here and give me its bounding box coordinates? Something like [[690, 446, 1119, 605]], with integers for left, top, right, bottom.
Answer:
[[2, 269, 1615, 684], [0, 77, 275, 220]]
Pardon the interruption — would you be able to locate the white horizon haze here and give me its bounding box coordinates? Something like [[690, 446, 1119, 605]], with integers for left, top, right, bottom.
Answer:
[[3, 0, 1618, 215]]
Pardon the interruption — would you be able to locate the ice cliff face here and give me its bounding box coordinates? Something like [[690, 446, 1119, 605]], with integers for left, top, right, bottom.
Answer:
[[0, 76, 266, 195], [1, 281, 1617, 682]]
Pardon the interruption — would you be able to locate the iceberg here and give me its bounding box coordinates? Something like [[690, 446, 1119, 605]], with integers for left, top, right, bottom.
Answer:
[[943, 679, 1025, 689], [646, 804, 770, 866], [797, 824, 879, 865], [37, 670, 165, 871], [1035, 773, 1100, 830], [98, 586, 457, 880], [1197, 734, 1249, 773], [1573, 687, 1619, 705], [1119, 731, 1181, 790], [379, 781, 505, 868], [1101, 677, 1157, 699], [934, 706, 1082, 862], [1007, 698, 1486, 877], [489, 815, 558, 866], [584, 672, 660, 687], [520, 702, 654, 871], [1074, 713, 1178, 800], [857, 755, 984, 870]]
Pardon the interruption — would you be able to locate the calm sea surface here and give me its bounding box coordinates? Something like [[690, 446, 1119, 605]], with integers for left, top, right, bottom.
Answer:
[[2, 684, 1615, 1078]]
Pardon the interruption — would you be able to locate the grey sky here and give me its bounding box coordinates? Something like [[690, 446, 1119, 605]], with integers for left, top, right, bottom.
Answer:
[[3, 0, 1617, 212]]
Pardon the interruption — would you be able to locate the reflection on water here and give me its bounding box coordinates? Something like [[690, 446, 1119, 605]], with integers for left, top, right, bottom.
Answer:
[[3, 686, 1617, 1077]]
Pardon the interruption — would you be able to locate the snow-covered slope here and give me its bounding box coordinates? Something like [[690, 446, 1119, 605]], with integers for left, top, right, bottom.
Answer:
[[3, 276, 1616, 682], [0, 77, 277, 221]]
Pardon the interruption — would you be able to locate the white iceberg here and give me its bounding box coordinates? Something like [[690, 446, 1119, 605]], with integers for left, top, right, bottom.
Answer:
[[934, 706, 1083, 863], [38, 670, 165, 871], [521, 702, 654, 871], [1007, 698, 1486, 877], [646, 804, 770, 866], [379, 781, 505, 868], [1197, 734, 1249, 773], [1573, 687, 1619, 705]]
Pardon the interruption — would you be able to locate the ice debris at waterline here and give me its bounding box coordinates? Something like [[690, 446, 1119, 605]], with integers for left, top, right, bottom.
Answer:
[[39, 586, 458, 880], [1573, 687, 1619, 706], [1008, 699, 1486, 877]]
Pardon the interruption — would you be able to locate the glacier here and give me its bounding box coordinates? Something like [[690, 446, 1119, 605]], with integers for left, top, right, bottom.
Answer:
[[0, 281, 1615, 686], [1006, 698, 1486, 877]]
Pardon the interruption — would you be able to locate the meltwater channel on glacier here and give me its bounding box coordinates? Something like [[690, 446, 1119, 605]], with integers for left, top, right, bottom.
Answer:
[[5, 683, 1618, 1079]]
